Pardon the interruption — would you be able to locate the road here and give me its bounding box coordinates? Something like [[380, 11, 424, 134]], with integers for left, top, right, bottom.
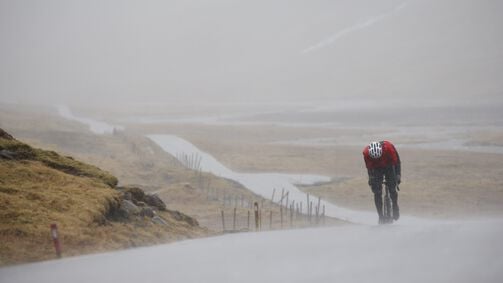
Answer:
[[2, 219, 502, 283]]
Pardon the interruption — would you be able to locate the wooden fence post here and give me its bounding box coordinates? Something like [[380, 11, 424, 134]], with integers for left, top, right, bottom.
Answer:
[[221, 210, 226, 232], [285, 192, 289, 210], [254, 202, 259, 231], [233, 208, 237, 231], [259, 209, 262, 230], [309, 201, 313, 224], [50, 224, 62, 258], [322, 205, 326, 226], [290, 203, 294, 227], [316, 197, 321, 225], [247, 210, 250, 230], [280, 205, 283, 229], [308, 202, 311, 224], [269, 210, 273, 229]]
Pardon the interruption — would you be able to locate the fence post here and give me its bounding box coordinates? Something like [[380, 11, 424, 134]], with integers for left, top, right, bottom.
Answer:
[[221, 210, 226, 232], [316, 197, 321, 224], [269, 210, 273, 229], [322, 205, 326, 226], [309, 201, 313, 224], [233, 207, 237, 231], [50, 223, 62, 258], [290, 203, 294, 227], [307, 201, 310, 223], [259, 209, 262, 230], [247, 210, 250, 230], [285, 192, 290, 209], [280, 205, 283, 229], [254, 202, 259, 231]]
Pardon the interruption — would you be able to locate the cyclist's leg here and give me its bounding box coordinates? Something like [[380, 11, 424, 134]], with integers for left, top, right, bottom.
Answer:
[[369, 169, 384, 222], [385, 167, 399, 220]]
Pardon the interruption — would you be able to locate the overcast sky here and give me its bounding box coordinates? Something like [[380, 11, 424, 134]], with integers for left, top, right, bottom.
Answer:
[[1, 0, 502, 109]]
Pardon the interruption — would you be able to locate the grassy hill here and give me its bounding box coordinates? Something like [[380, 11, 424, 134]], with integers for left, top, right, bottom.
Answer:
[[0, 128, 206, 266]]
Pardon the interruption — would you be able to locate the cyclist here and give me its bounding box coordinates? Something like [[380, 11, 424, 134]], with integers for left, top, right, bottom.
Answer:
[[363, 141, 401, 224]]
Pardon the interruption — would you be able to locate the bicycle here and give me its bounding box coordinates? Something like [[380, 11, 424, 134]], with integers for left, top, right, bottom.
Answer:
[[381, 181, 399, 224]]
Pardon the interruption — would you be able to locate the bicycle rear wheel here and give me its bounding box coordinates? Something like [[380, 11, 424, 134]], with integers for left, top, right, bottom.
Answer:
[[383, 187, 393, 224]]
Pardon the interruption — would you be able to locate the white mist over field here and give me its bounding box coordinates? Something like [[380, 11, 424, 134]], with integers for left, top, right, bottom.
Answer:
[[2, 0, 503, 281]]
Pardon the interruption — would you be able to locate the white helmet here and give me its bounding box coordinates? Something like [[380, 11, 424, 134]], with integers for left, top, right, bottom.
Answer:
[[368, 142, 382, 159]]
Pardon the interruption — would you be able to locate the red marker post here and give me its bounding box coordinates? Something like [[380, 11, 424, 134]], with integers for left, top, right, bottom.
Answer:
[[50, 223, 62, 258]]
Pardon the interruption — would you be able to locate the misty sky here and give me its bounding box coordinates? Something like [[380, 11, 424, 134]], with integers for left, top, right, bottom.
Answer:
[[1, 0, 502, 108]]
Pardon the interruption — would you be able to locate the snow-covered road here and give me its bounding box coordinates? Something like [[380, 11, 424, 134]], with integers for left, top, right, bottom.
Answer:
[[2, 220, 502, 283]]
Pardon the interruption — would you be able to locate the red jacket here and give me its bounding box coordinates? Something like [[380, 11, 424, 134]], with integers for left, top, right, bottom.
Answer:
[[363, 141, 400, 170]]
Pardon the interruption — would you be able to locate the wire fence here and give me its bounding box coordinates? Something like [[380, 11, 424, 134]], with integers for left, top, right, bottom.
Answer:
[[170, 152, 331, 233], [208, 188, 328, 233]]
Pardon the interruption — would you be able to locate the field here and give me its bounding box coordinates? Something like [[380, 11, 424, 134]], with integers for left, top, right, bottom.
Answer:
[[2, 103, 503, 226], [125, 110, 503, 220]]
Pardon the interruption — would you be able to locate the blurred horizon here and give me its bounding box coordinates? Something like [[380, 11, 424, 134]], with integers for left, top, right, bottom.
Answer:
[[1, 0, 502, 111]]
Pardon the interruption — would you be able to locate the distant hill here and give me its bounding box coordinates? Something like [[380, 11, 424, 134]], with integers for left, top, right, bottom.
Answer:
[[0, 128, 206, 266]]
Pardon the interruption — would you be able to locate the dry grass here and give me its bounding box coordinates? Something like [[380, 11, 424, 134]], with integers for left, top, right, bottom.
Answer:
[[0, 160, 119, 265], [0, 136, 118, 187], [0, 130, 207, 266], [5, 103, 502, 233], [129, 123, 503, 219], [0, 161, 206, 266]]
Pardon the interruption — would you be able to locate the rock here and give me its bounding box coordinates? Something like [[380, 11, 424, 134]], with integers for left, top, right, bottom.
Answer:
[[117, 186, 145, 204], [114, 207, 130, 220], [122, 191, 132, 201], [168, 210, 199, 227], [152, 215, 167, 226], [140, 207, 155, 218], [121, 200, 140, 215], [0, 150, 16, 160], [144, 194, 166, 211]]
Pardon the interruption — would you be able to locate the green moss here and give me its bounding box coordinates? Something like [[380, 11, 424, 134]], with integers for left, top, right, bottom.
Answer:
[[0, 133, 118, 188], [33, 148, 118, 187], [0, 139, 36, 159]]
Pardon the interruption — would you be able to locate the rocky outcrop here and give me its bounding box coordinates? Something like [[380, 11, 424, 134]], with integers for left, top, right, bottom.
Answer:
[[121, 200, 141, 216], [115, 185, 197, 227], [167, 210, 199, 227], [0, 128, 14, 140], [118, 186, 166, 211], [0, 149, 16, 160], [144, 194, 166, 211]]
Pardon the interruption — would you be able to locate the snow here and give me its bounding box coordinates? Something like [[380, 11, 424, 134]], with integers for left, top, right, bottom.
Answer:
[[2, 220, 502, 283], [56, 105, 123, 135], [147, 135, 427, 225]]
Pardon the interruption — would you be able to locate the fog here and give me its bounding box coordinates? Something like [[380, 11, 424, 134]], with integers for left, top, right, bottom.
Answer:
[[2, 1, 503, 278], [1, 0, 502, 111]]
